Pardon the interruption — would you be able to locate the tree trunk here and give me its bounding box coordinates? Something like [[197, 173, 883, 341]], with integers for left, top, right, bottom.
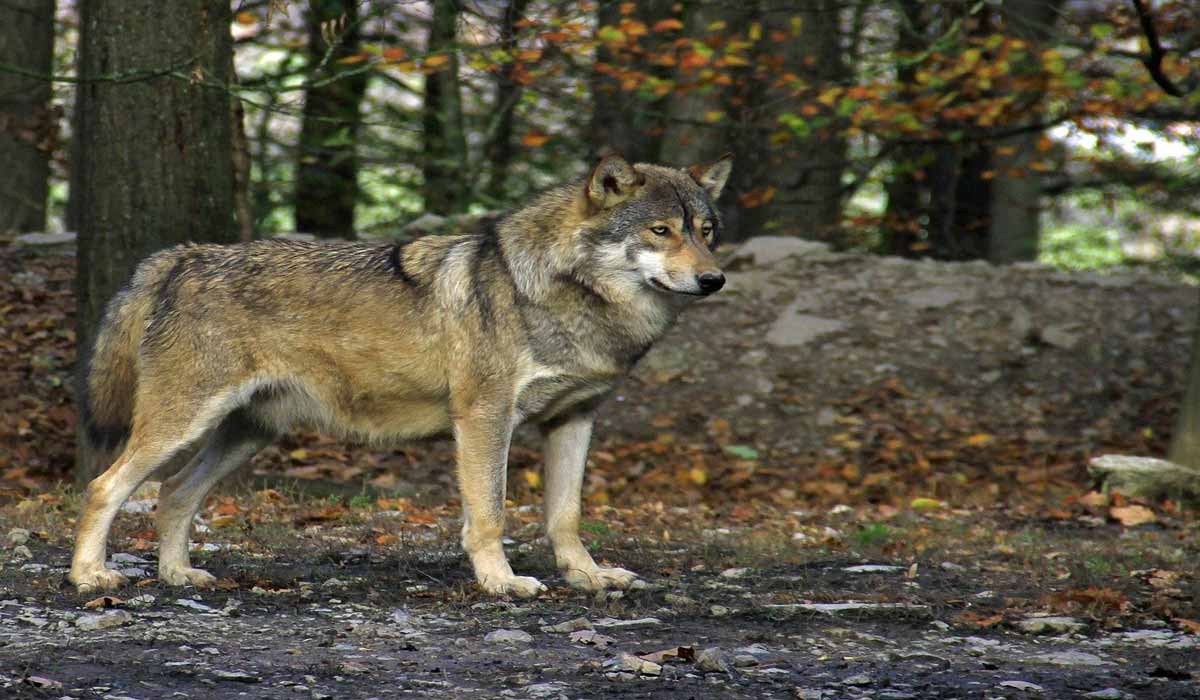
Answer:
[[0, 0, 55, 234], [75, 0, 236, 481], [883, 0, 926, 256], [987, 0, 1064, 263], [295, 0, 368, 238], [588, 0, 674, 164], [1169, 300, 1200, 469], [483, 0, 530, 203], [422, 0, 468, 214], [747, 0, 848, 243]]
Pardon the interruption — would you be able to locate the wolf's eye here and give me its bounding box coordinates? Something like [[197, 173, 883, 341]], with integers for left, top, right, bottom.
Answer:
[[701, 222, 715, 241], [649, 225, 671, 237]]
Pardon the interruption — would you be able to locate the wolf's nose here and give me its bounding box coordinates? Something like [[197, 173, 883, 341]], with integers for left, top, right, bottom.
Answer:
[[697, 271, 725, 295]]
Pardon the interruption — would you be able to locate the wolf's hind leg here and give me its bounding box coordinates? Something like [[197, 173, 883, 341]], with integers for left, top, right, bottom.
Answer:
[[454, 408, 546, 599], [156, 410, 272, 587], [70, 411, 215, 593], [543, 413, 639, 592]]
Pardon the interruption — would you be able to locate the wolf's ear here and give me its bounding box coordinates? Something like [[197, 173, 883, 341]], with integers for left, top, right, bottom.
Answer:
[[688, 154, 733, 200], [586, 154, 643, 211]]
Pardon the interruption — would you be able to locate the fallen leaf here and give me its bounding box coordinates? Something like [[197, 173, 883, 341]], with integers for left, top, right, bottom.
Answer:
[[1110, 504, 1156, 527], [83, 595, 123, 609]]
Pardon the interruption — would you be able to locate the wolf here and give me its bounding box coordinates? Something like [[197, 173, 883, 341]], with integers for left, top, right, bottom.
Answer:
[[70, 153, 732, 598]]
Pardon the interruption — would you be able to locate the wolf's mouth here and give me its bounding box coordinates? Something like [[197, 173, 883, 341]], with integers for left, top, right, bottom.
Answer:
[[648, 278, 705, 296]]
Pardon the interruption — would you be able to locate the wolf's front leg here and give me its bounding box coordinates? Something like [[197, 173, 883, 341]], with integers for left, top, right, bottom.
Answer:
[[454, 409, 547, 599], [543, 412, 639, 591]]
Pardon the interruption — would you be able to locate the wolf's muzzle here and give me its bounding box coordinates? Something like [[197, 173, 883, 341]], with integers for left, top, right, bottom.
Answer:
[[696, 271, 725, 295]]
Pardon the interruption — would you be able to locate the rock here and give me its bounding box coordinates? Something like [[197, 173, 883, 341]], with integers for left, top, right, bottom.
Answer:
[[76, 610, 133, 631], [10, 545, 32, 560], [125, 595, 156, 608], [695, 647, 730, 673], [732, 654, 759, 667], [540, 616, 593, 633], [1017, 616, 1086, 634], [1039, 324, 1082, 350], [321, 577, 348, 589], [24, 676, 62, 690], [399, 212, 448, 235], [720, 567, 750, 579], [484, 628, 533, 644], [1112, 629, 1196, 649], [710, 605, 731, 617], [900, 286, 973, 309], [523, 682, 571, 698], [1088, 455, 1200, 500], [7, 528, 30, 545], [213, 670, 261, 683], [606, 652, 662, 677], [110, 553, 149, 564], [1031, 650, 1107, 666], [592, 616, 662, 628], [794, 689, 830, 700], [732, 236, 830, 267], [766, 306, 847, 347], [569, 630, 617, 648], [843, 564, 904, 574], [1083, 689, 1131, 700], [999, 680, 1044, 692], [119, 499, 156, 514], [174, 598, 216, 613], [664, 593, 697, 607], [14, 231, 75, 246], [764, 602, 931, 618], [842, 673, 872, 686]]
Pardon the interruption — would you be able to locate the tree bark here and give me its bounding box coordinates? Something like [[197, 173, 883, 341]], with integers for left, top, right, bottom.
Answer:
[[75, 0, 237, 480], [1169, 300, 1200, 470], [746, 0, 848, 243], [295, 0, 368, 238], [588, 0, 674, 163], [987, 0, 1064, 263], [483, 0, 529, 203], [0, 0, 55, 234], [422, 0, 468, 214], [883, 0, 926, 256]]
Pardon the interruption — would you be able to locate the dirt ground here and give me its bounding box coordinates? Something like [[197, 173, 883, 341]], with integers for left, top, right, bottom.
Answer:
[[1, 235, 1199, 698]]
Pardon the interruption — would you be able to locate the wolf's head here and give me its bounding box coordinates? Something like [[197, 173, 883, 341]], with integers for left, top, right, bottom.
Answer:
[[580, 154, 732, 297]]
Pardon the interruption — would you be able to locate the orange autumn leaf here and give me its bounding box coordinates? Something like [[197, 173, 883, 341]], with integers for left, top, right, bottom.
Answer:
[[1109, 504, 1156, 527], [337, 52, 369, 65], [235, 11, 257, 25], [381, 47, 407, 62], [652, 18, 684, 32], [423, 54, 450, 69], [521, 131, 550, 147]]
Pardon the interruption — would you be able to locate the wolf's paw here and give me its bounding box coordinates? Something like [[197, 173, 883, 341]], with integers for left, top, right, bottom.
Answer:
[[563, 565, 639, 592], [480, 574, 547, 599], [159, 566, 217, 588], [69, 567, 128, 594]]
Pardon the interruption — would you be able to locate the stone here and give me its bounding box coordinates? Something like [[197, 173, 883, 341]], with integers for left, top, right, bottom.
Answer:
[[76, 610, 132, 631], [606, 652, 662, 676], [213, 670, 261, 683], [764, 602, 931, 618], [720, 567, 750, 578], [733, 236, 830, 267], [110, 553, 149, 564], [1083, 689, 1131, 700], [843, 564, 904, 574], [14, 231, 75, 246], [695, 647, 730, 673], [664, 593, 697, 607], [10, 545, 32, 560], [1088, 455, 1200, 500], [732, 654, 759, 667], [540, 616, 593, 633], [1039, 324, 1082, 350], [484, 628, 533, 644], [7, 528, 30, 546], [1031, 650, 1107, 666], [592, 616, 661, 628], [174, 598, 216, 613], [999, 680, 1044, 692], [1017, 616, 1086, 635], [842, 673, 872, 686], [900, 286, 973, 309], [766, 306, 847, 347]]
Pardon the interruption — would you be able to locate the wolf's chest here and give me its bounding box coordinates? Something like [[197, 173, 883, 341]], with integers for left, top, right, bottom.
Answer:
[[515, 365, 620, 424]]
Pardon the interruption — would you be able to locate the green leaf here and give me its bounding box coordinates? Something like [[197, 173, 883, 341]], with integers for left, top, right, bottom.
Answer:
[[1089, 23, 1114, 40], [778, 113, 811, 138], [723, 445, 760, 460]]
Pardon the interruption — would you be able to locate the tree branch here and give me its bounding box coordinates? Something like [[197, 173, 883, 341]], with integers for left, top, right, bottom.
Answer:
[[1129, 0, 1184, 97]]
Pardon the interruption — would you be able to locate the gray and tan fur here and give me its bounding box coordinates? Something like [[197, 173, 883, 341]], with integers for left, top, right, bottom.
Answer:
[[70, 154, 732, 598]]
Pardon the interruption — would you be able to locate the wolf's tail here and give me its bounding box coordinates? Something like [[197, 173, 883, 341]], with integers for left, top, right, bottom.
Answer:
[[78, 254, 175, 474]]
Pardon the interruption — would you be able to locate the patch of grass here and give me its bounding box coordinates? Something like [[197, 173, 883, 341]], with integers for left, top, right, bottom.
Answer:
[[854, 523, 892, 548], [349, 494, 374, 510], [579, 520, 614, 538]]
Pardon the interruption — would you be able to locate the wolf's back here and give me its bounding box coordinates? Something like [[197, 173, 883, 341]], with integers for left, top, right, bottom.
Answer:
[[78, 250, 180, 468]]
